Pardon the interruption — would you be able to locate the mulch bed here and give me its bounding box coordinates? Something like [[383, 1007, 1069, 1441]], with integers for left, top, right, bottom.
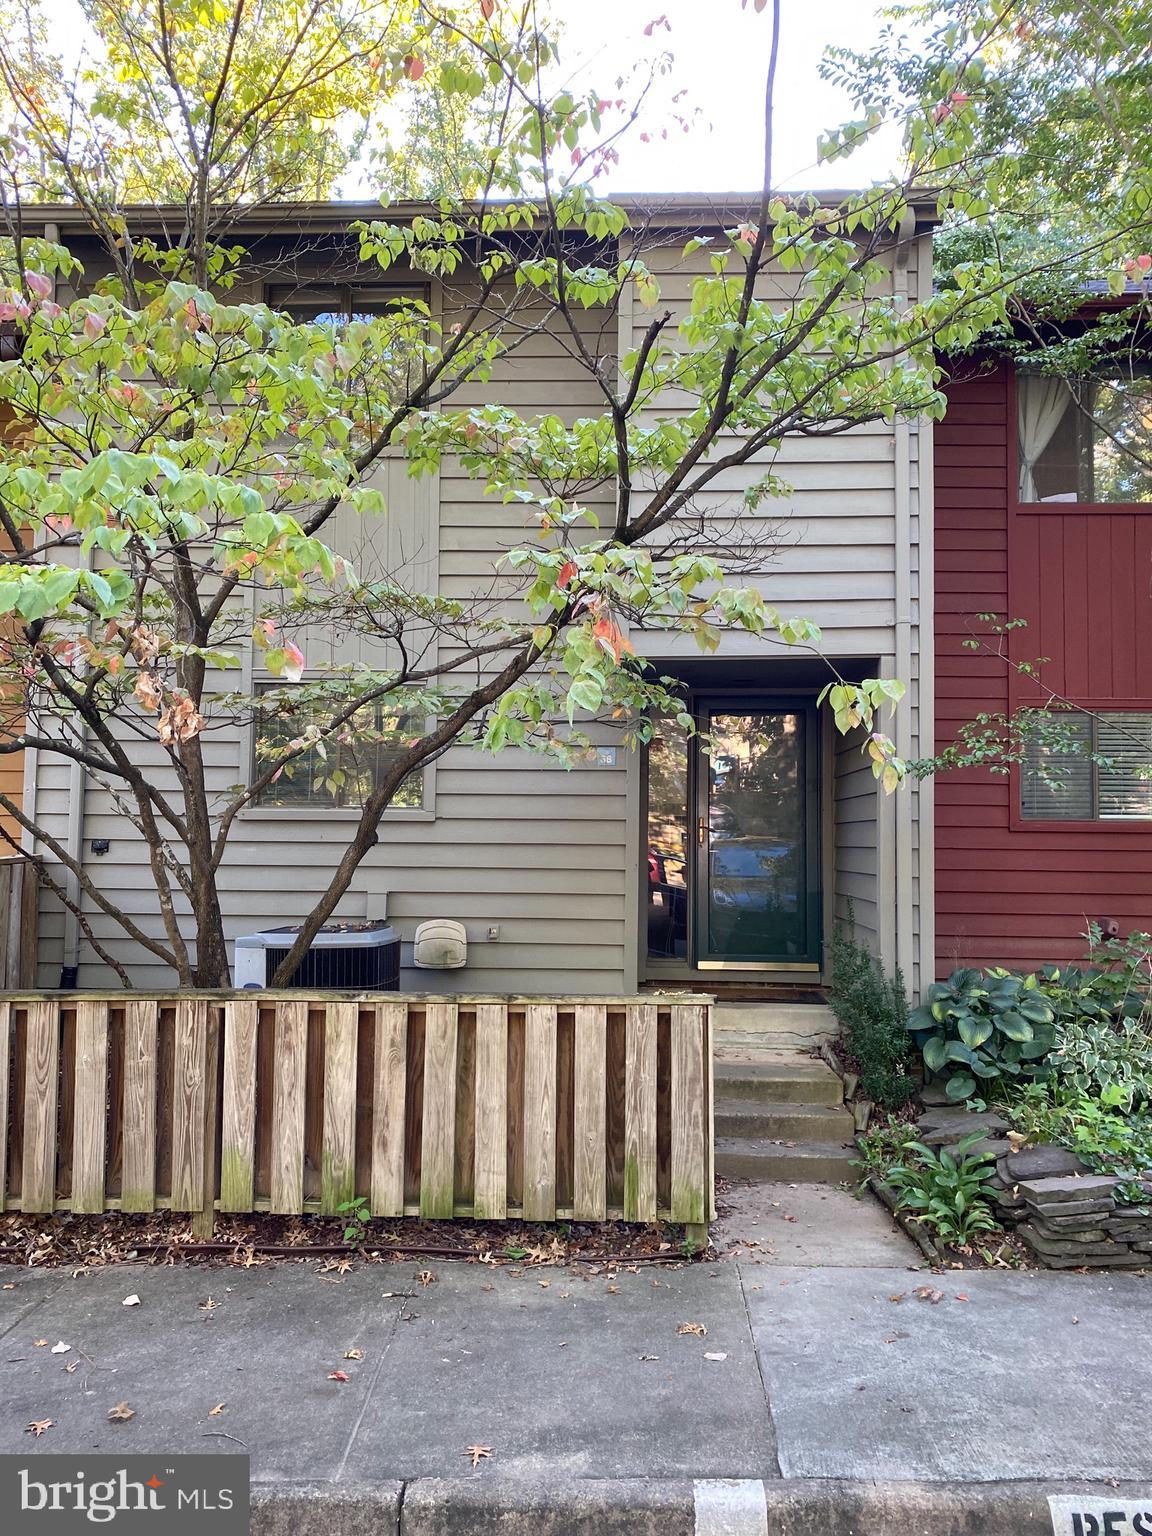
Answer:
[[0, 1209, 698, 1271]]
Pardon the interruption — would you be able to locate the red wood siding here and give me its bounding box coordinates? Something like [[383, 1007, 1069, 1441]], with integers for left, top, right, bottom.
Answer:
[[934, 360, 1152, 973]]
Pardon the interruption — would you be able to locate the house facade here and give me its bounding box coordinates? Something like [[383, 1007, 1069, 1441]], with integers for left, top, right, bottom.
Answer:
[[934, 341, 1152, 973], [11, 197, 940, 999]]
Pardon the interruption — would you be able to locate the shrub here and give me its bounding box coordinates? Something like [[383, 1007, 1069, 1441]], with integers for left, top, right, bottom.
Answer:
[[827, 915, 915, 1109], [907, 968, 1056, 1101], [881, 1130, 1002, 1247]]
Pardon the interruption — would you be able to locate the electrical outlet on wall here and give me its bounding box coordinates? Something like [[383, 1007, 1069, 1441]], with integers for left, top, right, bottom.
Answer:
[[486, 925, 501, 940]]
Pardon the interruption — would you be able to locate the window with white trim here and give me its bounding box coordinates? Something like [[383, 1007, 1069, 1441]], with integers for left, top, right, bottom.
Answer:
[[1021, 711, 1152, 820], [252, 686, 425, 810]]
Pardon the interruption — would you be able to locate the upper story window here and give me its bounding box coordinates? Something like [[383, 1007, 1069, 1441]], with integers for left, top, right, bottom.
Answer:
[[1021, 711, 1152, 821], [1017, 368, 1152, 504], [266, 282, 426, 326]]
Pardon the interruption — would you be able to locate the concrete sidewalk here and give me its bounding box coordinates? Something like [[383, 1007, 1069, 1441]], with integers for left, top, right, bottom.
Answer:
[[2, 1229, 1151, 1534]]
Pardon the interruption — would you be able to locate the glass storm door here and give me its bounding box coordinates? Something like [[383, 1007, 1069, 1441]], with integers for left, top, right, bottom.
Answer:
[[645, 701, 821, 971], [695, 704, 820, 969]]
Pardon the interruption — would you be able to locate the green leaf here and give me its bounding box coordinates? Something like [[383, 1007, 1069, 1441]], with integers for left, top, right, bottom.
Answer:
[[996, 1011, 1035, 1043]]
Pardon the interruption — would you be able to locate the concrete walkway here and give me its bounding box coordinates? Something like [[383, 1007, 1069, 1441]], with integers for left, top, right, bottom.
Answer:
[[1, 1218, 1150, 1534]]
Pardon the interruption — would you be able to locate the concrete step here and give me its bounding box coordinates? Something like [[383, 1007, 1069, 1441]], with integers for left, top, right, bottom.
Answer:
[[713, 1057, 843, 1108], [713, 1001, 837, 1047], [713, 1097, 856, 1140], [715, 1136, 858, 1184]]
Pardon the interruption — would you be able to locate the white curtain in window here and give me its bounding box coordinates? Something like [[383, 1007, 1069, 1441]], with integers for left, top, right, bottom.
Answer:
[[1018, 374, 1071, 500]]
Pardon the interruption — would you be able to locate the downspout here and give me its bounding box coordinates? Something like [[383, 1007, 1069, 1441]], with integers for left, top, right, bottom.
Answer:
[[892, 208, 917, 989], [46, 224, 88, 988]]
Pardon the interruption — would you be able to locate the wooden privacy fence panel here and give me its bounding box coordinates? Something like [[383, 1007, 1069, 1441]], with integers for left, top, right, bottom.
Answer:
[[0, 994, 714, 1230]]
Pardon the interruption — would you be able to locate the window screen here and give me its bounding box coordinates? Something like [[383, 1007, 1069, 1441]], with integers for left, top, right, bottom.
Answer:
[[1021, 711, 1152, 820], [253, 688, 424, 810]]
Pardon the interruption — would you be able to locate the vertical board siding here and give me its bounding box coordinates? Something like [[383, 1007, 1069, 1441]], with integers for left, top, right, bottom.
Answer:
[[371, 1001, 408, 1216], [0, 994, 711, 1225], [623, 1002, 657, 1221], [220, 999, 258, 1211], [472, 1002, 508, 1218], [71, 1000, 109, 1214], [934, 361, 1152, 971], [522, 1003, 558, 1221], [269, 999, 308, 1214], [419, 1002, 458, 1218], [21, 1000, 59, 1212]]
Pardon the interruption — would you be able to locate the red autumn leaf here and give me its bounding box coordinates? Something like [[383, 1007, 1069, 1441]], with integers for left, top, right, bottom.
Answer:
[[327, 1370, 350, 1382], [557, 560, 578, 590], [403, 55, 425, 81], [480, 0, 495, 16]]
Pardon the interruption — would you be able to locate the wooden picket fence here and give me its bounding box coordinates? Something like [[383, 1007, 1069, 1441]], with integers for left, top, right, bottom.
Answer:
[[0, 993, 714, 1234]]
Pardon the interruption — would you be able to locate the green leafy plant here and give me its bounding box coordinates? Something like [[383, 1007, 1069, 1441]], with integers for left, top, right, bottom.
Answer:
[[1011, 1086, 1152, 1207], [827, 913, 915, 1109], [852, 1115, 917, 1186], [337, 1196, 371, 1244], [882, 1131, 1002, 1247], [908, 968, 1056, 1101]]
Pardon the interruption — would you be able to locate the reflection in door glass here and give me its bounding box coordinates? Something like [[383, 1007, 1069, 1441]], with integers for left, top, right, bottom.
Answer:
[[707, 713, 806, 962], [646, 717, 690, 958]]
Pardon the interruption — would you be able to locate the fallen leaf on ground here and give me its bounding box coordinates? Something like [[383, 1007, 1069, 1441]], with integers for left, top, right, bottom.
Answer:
[[703, 1352, 728, 1362], [954, 1293, 970, 1303], [50, 1342, 71, 1355], [33, 1339, 48, 1348], [64, 1361, 79, 1374], [538, 1279, 550, 1288], [107, 1402, 135, 1422], [914, 1287, 945, 1304], [199, 1298, 218, 1312], [327, 1371, 350, 1383], [122, 1295, 140, 1308], [25, 1419, 53, 1437], [606, 1283, 619, 1294], [344, 1348, 365, 1361], [782, 1214, 797, 1223], [320, 1257, 353, 1276], [418, 1271, 436, 1287], [2, 1283, 16, 1291], [464, 1445, 492, 1468], [888, 1294, 906, 1303], [639, 1354, 659, 1361], [677, 1322, 707, 1336], [209, 1403, 226, 1416]]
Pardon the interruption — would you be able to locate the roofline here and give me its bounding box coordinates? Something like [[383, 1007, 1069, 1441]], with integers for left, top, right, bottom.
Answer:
[[19, 189, 943, 238]]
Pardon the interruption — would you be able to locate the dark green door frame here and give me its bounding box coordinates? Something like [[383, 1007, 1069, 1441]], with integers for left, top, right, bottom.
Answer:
[[689, 695, 822, 972]]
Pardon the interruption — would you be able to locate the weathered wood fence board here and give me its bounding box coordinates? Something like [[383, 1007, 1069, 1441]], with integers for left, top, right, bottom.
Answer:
[[0, 993, 713, 1229]]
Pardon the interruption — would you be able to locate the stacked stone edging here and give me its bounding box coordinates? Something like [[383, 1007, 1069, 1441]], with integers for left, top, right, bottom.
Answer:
[[987, 1148, 1152, 1270], [915, 1106, 1152, 1270]]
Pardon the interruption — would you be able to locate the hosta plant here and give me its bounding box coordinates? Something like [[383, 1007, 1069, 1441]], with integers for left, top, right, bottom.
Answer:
[[883, 1131, 1002, 1247], [908, 968, 1056, 1102]]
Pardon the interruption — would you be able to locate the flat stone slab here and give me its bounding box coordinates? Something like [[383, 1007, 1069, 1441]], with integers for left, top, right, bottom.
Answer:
[[917, 1110, 1009, 1145], [1020, 1224, 1129, 1258], [743, 1265, 1152, 1480], [1005, 1146, 1089, 1182], [1029, 1198, 1116, 1218], [1018, 1175, 1119, 1203]]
